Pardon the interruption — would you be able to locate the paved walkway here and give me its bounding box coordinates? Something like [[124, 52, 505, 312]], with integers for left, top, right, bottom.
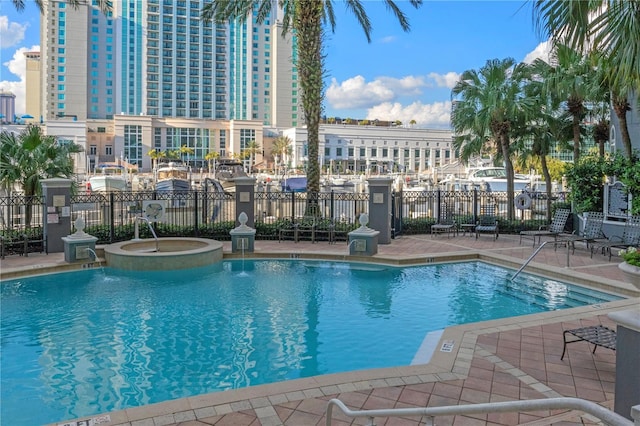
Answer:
[[1, 233, 639, 426]]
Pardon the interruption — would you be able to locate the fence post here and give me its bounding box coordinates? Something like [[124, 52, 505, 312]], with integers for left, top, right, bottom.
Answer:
[[329, 190, 335, 220], [234, 177, 257, 227], [367, 177, 393, 244], [473, 188, 479, 223], [436, 189, 442, 223], [40, 178, 73, 253], [194, 191, 199, 237], [109, 192, 115, 243]]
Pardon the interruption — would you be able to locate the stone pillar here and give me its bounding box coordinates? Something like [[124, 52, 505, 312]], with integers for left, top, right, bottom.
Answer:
[[234, 177, 256, 228], [367, 177, 393, 244], [348, 213, 379, 256], [608, 309, 640, 420], [41, 178, 73, 253], [230, 212, 256, 253], [61, 217, 98, 262]]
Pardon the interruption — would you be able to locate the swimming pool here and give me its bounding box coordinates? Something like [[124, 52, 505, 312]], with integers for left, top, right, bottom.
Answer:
[[0, 260, 621, 425]]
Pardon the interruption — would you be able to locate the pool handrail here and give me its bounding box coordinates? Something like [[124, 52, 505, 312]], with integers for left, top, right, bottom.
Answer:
[[511, 240, 552, 281], [325, 397, 637, 426], [135, 216, 159, 252]]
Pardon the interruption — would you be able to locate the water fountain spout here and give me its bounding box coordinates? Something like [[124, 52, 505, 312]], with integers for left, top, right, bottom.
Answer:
[[84, 247, 104, 272], [346, 239, 359, 254], [85, 247, 98, 261]]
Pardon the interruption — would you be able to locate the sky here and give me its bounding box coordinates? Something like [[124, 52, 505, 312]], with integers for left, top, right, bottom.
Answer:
[[0, 1, 551, 128]]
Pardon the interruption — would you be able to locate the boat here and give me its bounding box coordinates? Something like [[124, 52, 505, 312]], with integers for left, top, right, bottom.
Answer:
[[88, 163, 128, 192], [155, 162, 191, 191], [466, 167, 532, 192], [215, 159, 248, 190], [281, 176, 307, 192]]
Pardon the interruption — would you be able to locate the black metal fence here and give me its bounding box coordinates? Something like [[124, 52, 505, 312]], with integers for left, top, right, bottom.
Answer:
[[0, 189, 570, 248]]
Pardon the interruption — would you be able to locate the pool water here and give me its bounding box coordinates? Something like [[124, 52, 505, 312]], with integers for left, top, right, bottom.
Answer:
[[0, 260, 621, 425]]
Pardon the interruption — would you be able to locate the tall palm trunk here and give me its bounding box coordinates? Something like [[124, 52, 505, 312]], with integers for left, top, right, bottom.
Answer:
[[540, 154, 553, 223], [296, 3, 323, 196], [612, 95, 633, 158], [499, 133, 515, 221], [567, 96, 584, 162], [594, 120, 609, 158]]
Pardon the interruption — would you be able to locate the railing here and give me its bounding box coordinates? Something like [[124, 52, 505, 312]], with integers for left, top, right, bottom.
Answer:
[[0, 189, 570, 246], [325, 397, 636, 426], [511, 240, 553, 281], [135, 216, 159, 252]]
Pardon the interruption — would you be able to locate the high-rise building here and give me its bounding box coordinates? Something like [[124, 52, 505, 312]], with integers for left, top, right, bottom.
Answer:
[[0, 91, 16, 123], [24, 51, 42, 122], [39, 1, 299, 127], [37, 1, 135, 120]]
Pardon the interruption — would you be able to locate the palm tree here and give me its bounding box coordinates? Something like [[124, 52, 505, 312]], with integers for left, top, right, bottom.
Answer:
[[535, 44, 595, 162], [451, 58, 529, 221], [271, 135, 293, 174], [165, 149, 180, 160], [533, 0, 640, 91], [533, 0, 640, 159], [11, 0, 111, 14], [592, 52, 636, 159], [201, 0, 422, 197], [147, 149, 166, 171], [243, 140, 262, 174], [204, 151, 220, 174], [178, 145, 195, 167], [520, 80, 573, 220], [0, 125, 82, 226]]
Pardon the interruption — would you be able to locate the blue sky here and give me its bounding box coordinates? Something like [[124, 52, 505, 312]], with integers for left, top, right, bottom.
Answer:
[[0, 1, 550, 128]]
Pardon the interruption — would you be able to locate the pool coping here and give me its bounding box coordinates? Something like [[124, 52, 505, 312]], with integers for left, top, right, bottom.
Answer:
[[2, 244, 639, 298]]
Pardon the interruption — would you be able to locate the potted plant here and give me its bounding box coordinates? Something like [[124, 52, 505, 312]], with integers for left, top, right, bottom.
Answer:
[[618, 247, 640, 288]]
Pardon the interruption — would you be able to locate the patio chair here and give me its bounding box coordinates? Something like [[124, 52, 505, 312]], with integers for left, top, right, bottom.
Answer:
[[475, 205, 499, 240], [431, 203, 457, 238], [556, 211, 606, 253], [519, 208, 570, 247], [591, 215, 640, 260]]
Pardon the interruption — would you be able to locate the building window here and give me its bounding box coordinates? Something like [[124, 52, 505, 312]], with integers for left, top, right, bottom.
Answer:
[[105, 145, 113, 155], [90, 145, 97, 155]]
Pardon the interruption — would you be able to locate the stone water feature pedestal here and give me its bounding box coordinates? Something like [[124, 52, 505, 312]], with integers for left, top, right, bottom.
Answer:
[[348, 213, 379, 256], [230, 212, 256, 253], [61, 217, 98, 263]]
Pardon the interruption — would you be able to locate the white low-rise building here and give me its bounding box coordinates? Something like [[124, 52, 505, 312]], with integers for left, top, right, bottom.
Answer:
[[283, 124, 455, 175]]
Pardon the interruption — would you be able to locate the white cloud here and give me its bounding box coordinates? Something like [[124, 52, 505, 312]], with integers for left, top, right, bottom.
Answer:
[[0, 16, 28, 48], [427, 72, 460, 89], [366, 101, 451, 128], [0, 45, 39, 113], [523, 40, 552, 64], [326, 75, 426, 109]]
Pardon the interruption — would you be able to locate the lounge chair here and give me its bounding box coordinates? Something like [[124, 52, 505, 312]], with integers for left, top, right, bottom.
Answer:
[[591, 215, 640, 260], [519, 208, 570, 246], [556, 211, 606, 253], [431, 204, 457, 238], [475, 205, 498, 240]]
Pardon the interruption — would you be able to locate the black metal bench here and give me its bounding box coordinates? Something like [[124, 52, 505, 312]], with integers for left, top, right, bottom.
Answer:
[[561, 325, 616, 360]]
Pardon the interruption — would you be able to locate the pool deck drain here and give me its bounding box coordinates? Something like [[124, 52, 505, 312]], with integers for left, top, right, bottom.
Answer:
[[2, 234, 638, 426]]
